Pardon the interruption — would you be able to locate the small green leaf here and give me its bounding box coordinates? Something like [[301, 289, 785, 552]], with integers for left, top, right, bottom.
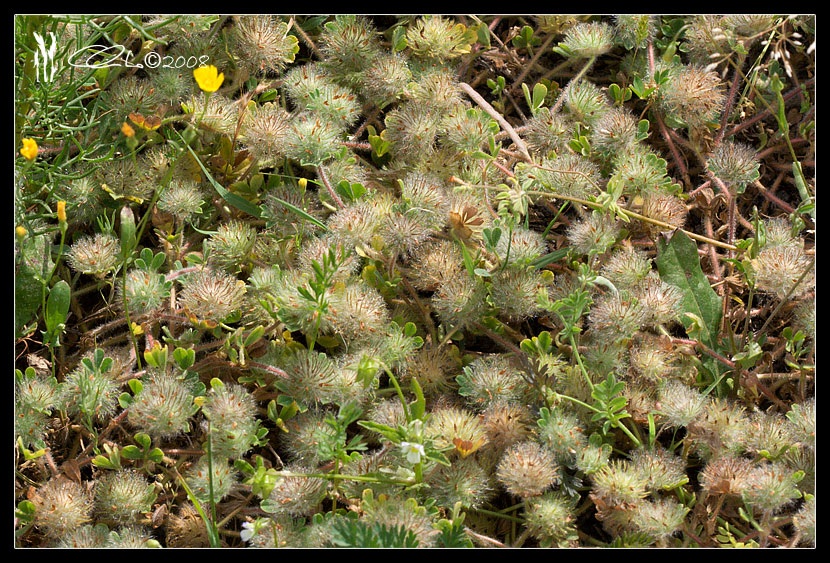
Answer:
[[121, 445, 143, 459]]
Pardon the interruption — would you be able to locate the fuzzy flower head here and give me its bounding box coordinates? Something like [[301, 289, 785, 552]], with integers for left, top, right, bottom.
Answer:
[[285, 112, 343, 166], [752, 244, 815, 300], [232, 16, 299, 75], [565, 80, 609, 125], [568, 212, 620, 256], [560, 22, 615, 58], [426, 405, 489, 458], [497, 441, 560, 498], [707, 141, 760, 193], [32, 478, 94, 538], [240, 103, 292, 167], [67, 233, 120, 277], [659, 65, 725, 129], [179, 269, 246, 325], [406, 16, 475, 61]]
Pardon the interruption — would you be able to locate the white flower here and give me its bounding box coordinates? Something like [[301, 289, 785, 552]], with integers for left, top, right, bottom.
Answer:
[[240, 521, 256, 542], [400, 441, 425, 464]]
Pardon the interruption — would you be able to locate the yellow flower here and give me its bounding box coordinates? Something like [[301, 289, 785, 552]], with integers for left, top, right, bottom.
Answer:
[[20, 138, 38, 160], [193, 65, 224, 92], [121, 122, 136, 137], [56, 201, 67, 223], [16, 226, 27, 240]]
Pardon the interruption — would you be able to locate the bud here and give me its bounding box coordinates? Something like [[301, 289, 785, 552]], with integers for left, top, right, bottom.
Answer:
[[56, 200, 67, 224]]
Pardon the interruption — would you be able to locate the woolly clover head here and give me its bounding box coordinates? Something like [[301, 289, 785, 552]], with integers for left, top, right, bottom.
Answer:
[[425, 405, 489, 458], [285, 112, 343, 166], [457, 355, 532, 409], [657, 380, 709, 428], [427, 456, 494, 509], [185, 456, 237, 505], [157, 179, 204, 224], [559, 22, 615, 58], [482, 401, 535, 452], [496, 441, 560, 498], [402, 344, 456, 396], [178, 268, 247, 325], [202, 382, 261, 459], [591, 106, 640, 157], [523, 491, 578, 545], [405, 16, 475, 61], [752, 245, 815, 300], [383, 102, 441, 162], [205, 220, 258, 272], [318, 15, 381, 85], [523, 107, 570, 158], [567, 212, 620, 256], [264, 463, 327, 516], [232, 15, 298, 74], [523, 153, 601, 199], [707, 141, 760, 192], [32, 478, 94, 538], [240, 103, 292, 167], [741, 462, 802, 514], [94, 469, 157, 524], [659, 65, 725, 130], [360, 52, 412, 108], [127, 371, 199, 441], [564, 80, 609, 125], [67, 233, 120, 277]]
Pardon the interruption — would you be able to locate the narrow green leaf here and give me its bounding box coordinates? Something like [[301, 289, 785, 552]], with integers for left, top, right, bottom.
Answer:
[[178, 133, 263, 219], [268, 195, 328, 231]]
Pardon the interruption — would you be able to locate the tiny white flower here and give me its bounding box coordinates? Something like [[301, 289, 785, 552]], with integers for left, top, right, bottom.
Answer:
[[400, 441, 425, 464], [240, 521, 255, 542]]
